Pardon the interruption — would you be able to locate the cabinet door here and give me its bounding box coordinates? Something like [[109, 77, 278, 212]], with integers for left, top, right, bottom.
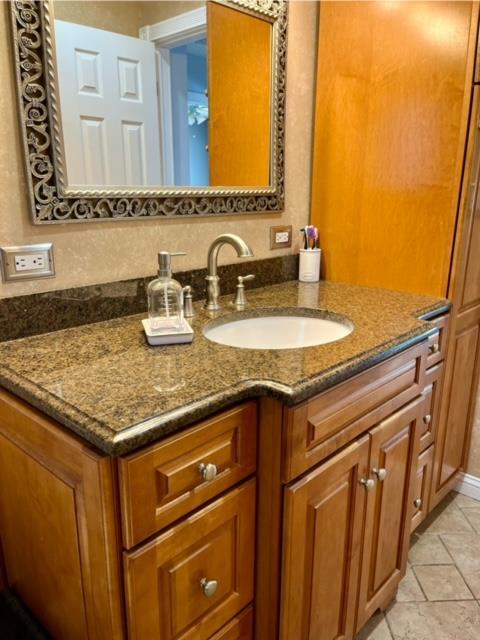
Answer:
[[411, 445, 434, 533], [356, 398, 422, 630], [124, 480, 255, 640], [280, 436, 370, 640], [431, 307, 480, 507]]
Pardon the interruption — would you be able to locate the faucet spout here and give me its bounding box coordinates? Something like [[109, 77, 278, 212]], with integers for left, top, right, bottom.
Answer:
[[205, 234, 254, 310]]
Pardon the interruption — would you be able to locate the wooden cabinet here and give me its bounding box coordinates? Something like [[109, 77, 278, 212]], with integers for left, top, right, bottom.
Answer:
[[210, 607, 253, 640], [411, 445, 434, 533], [431, 307, 480, 507], [0, 390, 124, 640], [124, 480, 255, 640], [119, 402, 257, 548], [356, 398, 421, 629], [281, 436, 370, 640], [281, 394, 423, 640]]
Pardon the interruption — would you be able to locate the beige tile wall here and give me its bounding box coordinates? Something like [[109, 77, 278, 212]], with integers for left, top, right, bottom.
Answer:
[[0, 1, 317, 299]]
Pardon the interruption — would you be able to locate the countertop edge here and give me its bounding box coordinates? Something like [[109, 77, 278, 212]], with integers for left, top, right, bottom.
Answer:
[[0, 315, 443, 456]]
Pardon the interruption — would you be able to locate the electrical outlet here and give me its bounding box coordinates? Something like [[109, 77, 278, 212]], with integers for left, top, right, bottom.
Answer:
[[14, 253, 46, 272], [270, 225, 292, 250], [0, 244, 55, 282]]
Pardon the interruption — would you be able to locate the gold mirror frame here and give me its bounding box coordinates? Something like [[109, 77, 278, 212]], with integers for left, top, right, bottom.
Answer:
[[10, 0, 287, 224]]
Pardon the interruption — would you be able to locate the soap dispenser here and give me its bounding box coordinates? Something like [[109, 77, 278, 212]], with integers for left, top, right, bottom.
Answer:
[[143, 251, 193, 345], [147, 252, 185, 332]]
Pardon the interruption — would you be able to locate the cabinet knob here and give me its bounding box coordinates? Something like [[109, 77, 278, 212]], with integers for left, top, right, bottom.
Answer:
[[360, 478, 375, 492], [414, 498, 422, 509], [372, 468, 387, 481], [198, 462, 218, 482], [429, 342, 440, 354], [423, 414, 432, 425], [200, 577, 219, 597]]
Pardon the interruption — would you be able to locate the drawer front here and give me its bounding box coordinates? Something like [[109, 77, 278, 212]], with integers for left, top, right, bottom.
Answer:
[[426, 314, 449, 368], [283, 342, 427, 481], [419, 363, 444, 452], [119, 402, 257, 547], [411, 445, 434, 532], [124, 480, 256, 640], [209, 607, 253, 640]]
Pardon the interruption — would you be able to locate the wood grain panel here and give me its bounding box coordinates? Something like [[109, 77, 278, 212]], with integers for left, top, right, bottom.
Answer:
[[356, 397, 422, 630], [255, 398, 284, 640], [419, 363, 444, 453], [280, 436, 369, 640], [283, 342, 426, 480], [0, 390, 125, 640], [411, 445, 434, 533], [208, 1, 272, 187], [311, 1, 477, 296], [119, 402, 257, 547], [210, 606, 253, 640], [432, 313, 480, 505], [426, 314, 450, 369], [124, 480, 255, 640]]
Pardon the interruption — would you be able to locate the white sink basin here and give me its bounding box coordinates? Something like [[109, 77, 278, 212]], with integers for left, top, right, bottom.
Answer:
[[203, 310, 353, 350]]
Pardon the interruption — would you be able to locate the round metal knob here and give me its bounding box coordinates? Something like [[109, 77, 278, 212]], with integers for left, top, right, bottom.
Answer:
[[423, 414, 432, 425], [429, 342, 440, 354], [200, 578, 218, 598], [414, 498, 422, 509], [372, 468, 387, 482], [360, 478, 375, 492], [198, 463, 218, 482]]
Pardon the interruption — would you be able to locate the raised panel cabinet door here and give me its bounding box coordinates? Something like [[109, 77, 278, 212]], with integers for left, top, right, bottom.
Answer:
[[431, 310, 480, 507], [124, 480, 255, 640], [356, 397, 422, 631], [280, 435, 370, 640], [411, 445, 434, 533], [0, 390, 124, 640]]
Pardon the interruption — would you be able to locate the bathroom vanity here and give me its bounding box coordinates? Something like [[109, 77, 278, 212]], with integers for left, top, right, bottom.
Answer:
[[0, 281, 452, 640]]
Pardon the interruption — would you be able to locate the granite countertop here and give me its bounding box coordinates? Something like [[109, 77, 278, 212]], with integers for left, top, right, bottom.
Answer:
[[0, 280, 450, 455]]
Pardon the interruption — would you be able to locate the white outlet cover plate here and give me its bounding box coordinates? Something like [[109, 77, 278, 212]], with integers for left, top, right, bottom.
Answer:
[[0, 243, 55, 282]]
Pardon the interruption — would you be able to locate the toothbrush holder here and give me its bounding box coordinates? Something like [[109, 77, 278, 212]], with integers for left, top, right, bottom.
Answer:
[[299, 248, 321, 282]]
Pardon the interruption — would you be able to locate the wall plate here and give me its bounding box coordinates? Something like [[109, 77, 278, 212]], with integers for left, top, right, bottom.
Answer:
[[270, 225, 292, 249], [0, 243, 55, 282]]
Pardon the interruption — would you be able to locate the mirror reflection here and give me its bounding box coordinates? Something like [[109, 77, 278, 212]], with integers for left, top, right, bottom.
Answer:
[[53, 1, 272, 189]]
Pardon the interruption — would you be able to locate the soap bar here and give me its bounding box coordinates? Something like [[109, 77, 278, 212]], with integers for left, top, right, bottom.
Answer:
[[142, 318, 194, 346]]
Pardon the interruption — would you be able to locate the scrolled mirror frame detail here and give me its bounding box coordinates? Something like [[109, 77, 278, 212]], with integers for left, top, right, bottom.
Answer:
[[10, 0, 287, 224]]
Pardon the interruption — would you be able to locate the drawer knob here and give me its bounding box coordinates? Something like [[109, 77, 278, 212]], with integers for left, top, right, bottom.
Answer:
[[360, 478, 375, 492], [414, 498, 422, 509], [372, 468, 387, 481], [423, 414, 432, 425], [200, 577, 219, 597], [429, 343, 440, 354], [198, 463, 218, 482]]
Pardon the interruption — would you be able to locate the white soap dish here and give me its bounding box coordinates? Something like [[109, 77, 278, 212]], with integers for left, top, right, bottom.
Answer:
[[142, 318, 194, 346]]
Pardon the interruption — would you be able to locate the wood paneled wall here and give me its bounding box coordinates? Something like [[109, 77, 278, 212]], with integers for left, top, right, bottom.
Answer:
[[311, 1, 478, 296]]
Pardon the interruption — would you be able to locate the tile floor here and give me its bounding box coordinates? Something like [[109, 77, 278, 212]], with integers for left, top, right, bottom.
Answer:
[[356, 491, 480, 640]]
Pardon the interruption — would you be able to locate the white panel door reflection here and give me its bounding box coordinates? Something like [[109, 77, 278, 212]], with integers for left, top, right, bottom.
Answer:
[[55, 20, 161, 187]]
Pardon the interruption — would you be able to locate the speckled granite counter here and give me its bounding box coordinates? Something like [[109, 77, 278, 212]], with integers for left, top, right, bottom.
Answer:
[[0, 281, 450, 455]]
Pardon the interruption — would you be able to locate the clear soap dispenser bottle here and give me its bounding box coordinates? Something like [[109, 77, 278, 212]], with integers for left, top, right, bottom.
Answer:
[[147, 252, 185, 332]]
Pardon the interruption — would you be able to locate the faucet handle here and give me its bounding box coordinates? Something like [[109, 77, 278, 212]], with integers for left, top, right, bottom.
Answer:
[[233, 274, 255, 309], [183, 285, 195, 318]]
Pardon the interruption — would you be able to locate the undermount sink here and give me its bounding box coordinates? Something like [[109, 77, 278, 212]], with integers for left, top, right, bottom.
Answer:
[[203, 308, 353, 350]]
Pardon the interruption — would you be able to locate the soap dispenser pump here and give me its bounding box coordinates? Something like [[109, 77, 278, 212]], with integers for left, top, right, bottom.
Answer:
[[147, 251, 186, 333]]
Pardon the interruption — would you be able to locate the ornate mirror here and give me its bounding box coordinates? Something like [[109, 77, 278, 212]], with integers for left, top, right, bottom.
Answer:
[[10, 0, 287, 223]]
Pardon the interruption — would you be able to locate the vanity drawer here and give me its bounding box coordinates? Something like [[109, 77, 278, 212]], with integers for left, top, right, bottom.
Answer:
[[411, 445, 434, 532], [124, 480, 255, 640], [282, 342, 427, 481], [210, 607, 253, 640], [419, 363, 444, 452], [119, 402, 257, 548], [426, 314, 449, 368]]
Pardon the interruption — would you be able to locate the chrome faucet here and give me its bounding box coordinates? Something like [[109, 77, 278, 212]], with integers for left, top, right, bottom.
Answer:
[[205, 234, 254, 311]]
